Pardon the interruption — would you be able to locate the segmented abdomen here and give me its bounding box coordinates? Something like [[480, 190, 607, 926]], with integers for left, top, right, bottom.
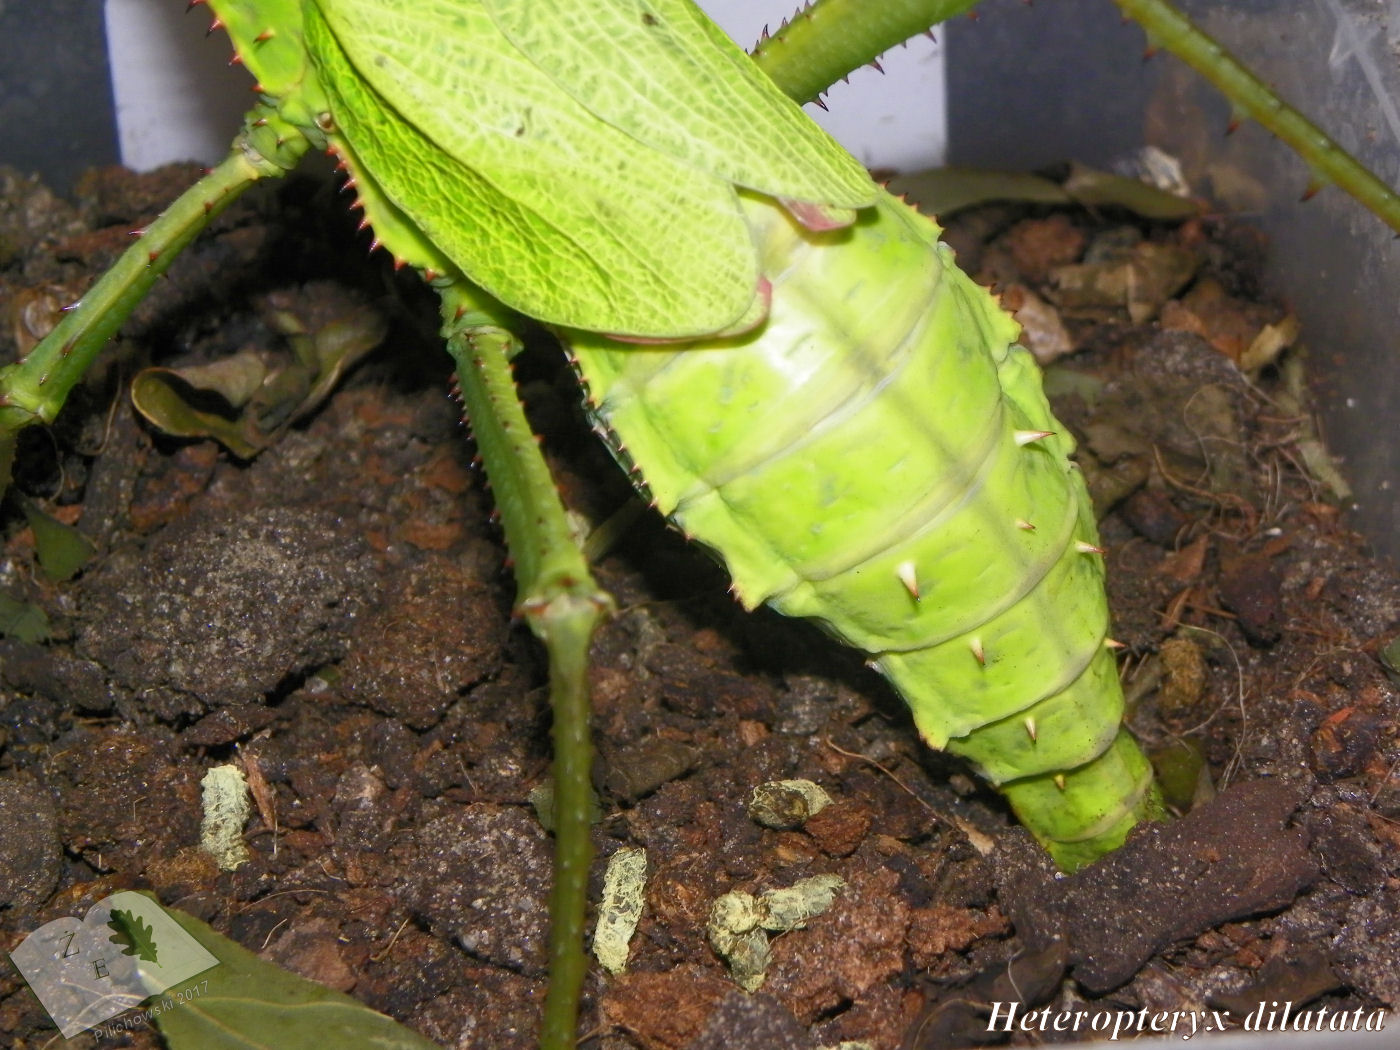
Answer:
[[569, 192, 1158, 870]]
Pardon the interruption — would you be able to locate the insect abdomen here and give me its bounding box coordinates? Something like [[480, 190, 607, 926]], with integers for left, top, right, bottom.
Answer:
[[569, 192, 1159, 870]]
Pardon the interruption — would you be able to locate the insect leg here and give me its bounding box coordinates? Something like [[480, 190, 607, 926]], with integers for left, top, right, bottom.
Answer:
[[0, 117, 309, 484], [438, 282, 613, 1050]]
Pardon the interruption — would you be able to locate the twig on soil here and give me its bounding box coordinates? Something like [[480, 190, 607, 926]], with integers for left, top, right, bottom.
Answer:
[[1264, 441, 1323, 509], [370, 916, 412, 962], [1003, 946, 1027, 1002], [72, 376, 125, 458], [1369, 752, 1400, 806], [1152, 445, 1259, 537], [1175, 624, 1249, 788], [1181, 385, 1257, 477], [233, 887, 334, 908], [823, 737, 936, 814], [1158, 590, 1239, 632], [260, 916, 292, 950]]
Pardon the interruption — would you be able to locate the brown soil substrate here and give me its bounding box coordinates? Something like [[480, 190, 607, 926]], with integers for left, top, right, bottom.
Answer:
[[0, 163, 1396, 1049]]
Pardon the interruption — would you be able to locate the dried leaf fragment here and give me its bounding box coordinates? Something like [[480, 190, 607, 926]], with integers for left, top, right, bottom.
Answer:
[[594, 847, 648, 975], [707, 875, 846, 991], [748, 779, 832, 830], [200, 764, 251, 871]]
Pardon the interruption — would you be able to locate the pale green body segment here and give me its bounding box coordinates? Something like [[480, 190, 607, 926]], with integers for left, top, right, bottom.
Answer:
[[205, 0, 1159, 867], [569, 193, 1157, 866]]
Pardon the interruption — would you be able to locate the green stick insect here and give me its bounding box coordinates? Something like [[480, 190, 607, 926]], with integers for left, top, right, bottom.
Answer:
[[2, 1, 1398, 1046]]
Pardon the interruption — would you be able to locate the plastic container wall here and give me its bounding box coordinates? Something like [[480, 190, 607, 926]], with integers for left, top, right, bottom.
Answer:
[[0, 0, 118, 190], [947, 0, 1400, 564]]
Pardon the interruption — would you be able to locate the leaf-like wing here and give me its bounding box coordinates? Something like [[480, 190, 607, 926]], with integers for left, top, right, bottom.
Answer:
[[481, 0, 877, 215], [308, 0, 760, 337]]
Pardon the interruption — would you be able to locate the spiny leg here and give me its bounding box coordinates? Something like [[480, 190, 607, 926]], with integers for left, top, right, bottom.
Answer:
[[1108, 0, 1400, 234], [0, 112, 310, 481], [759, 0, 1400, 232], [437, 283, 613, 1050], [753, 0, 980, 105]]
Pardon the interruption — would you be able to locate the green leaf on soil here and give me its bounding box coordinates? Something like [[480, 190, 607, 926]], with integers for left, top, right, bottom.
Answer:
[[131, 298, 385, 460], [1381, 635, 1400, 688], [0, 592, 50, 643], [889, 162, 1198, 221], [19, 496, 95, 582], [146, 898, 444, 1050], [888, 168, 1072, 217], [1059, 162, 1200, 221]]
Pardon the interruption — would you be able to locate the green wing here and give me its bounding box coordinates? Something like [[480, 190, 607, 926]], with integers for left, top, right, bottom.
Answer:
[[480, 0, 876, 220], [306, 0, 877, 337]]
